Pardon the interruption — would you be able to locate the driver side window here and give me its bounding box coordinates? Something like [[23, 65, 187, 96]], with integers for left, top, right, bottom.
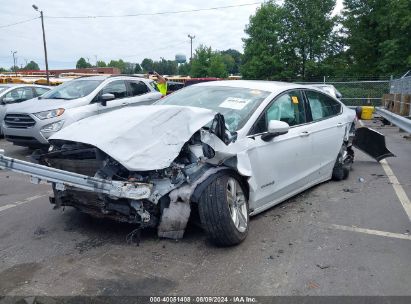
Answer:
[[101, 80, 128, 100], [3, 87, 34, 103], [251, 90, 306, 134]]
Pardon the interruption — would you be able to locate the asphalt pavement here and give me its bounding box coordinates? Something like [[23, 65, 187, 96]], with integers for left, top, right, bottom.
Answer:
[[0, 119, 410, 297]]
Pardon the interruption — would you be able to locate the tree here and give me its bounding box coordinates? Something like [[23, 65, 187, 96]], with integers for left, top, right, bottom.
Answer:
[[221, 49, 242, 74], [153, 59, 178, 75], [24, 60, 40, 70], [190, 45, 213, 77], [241, 2, 290, 80], [178, 63, 191, 75], [342, 0, 411, 75], [134, 63, 142, 73], [141, 58, 154, 72], [0, 67, 7, 72], [108, 59, 126, 73], [76, 57, 92, 69], [241, 0, 340, 80], [96, 60, 107, 67], [209, 54, 229, 78]]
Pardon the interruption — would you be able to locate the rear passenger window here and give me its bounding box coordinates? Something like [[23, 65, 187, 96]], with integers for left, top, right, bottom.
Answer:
[[306, 90, 341, 120], [128, 81, 149, 96], [101, 80, 128, 99]]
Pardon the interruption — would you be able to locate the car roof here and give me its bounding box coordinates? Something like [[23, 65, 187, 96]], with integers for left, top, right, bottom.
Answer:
[[0, 84, 49, 88], [74, 75, 150, 82], [194, 80, 310, 93]]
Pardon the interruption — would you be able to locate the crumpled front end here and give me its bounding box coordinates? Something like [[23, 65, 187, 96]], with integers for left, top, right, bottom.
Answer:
[[40, 114, 235, 239]]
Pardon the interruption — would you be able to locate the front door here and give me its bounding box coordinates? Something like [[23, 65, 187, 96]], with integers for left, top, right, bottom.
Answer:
[[97, 80, 130, 114], [245, 90, 317, 213]]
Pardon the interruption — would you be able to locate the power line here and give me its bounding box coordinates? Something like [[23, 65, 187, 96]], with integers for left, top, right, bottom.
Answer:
[[0, 17, 39, 29], [46, 2, 263, 19]]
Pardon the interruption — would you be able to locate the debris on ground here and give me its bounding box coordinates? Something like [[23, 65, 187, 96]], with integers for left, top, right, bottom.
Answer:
[[316, 264, 330, 269], [358, 177, 365, 183]]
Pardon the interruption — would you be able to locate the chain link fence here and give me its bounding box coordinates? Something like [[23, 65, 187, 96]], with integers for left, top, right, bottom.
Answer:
[[297, 77, 391, 107]]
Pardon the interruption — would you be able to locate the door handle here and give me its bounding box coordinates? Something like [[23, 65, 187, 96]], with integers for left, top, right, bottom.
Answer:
[[337, 122, 343, 128], [122, 102, 128, 106], [300, 131, 310, 137]]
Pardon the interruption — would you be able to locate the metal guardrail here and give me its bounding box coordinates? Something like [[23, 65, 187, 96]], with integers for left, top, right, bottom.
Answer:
[[375, 108, 411, 134]]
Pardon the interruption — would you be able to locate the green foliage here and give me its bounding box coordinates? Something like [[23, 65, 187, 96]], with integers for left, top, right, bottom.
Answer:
[[241, 0, 339, 80], [96, 60, 107, 67], [134, 63, 142, 73], [178, 63, 191, 75], [141, 58, 154, 72], [24, 60, 40, 70], [342, 0, 411, 75], [0, 67, 7, 72], [190, 45, 234, 78], [107, 59, 126, 73], [221, 49, 242, 74], [76, 57, 92, 69], [190, 45, 213, 77], [153, 59, 178, 75]]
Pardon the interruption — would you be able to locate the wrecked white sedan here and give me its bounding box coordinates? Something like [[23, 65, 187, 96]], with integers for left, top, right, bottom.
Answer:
[[0, 81, 394, 245]]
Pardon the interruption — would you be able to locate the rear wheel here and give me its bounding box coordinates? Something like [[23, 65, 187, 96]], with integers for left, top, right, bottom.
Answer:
[[198, 174, 249, 246]]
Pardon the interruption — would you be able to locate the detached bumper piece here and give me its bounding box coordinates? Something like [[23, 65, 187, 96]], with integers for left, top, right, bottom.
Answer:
[[353, 127, 395, 162], [0, 149, 152, 200]]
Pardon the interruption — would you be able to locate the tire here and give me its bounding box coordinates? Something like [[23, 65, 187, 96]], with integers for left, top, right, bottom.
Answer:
[[332, 156, 345, 181], [198, 174, 249, 246], [332, 144, 354, 181]]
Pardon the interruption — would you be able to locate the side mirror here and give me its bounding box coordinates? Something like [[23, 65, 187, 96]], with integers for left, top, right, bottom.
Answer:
[[336, 92, 342, 99], [261, 120, 290, 141], [100, 93, 115, 106], [2, 97, 14, 104]]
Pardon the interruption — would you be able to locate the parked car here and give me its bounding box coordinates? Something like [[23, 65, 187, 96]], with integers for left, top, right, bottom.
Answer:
[[0, 81, 393, 246], [310, 84, 342, 99], [2, 75, 162, 147], [0, 84, 50, 136]]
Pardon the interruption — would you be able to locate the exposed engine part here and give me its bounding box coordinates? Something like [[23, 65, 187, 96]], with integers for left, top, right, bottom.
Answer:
[[131, 200, 151, 223]]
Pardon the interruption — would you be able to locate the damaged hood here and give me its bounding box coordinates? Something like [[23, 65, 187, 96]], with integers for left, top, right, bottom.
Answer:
[[6, 97, 84, 113], [50, 105, 216, 171]]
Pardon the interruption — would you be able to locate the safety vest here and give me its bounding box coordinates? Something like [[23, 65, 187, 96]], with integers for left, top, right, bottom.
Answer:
[[156, 82, 168, 96]]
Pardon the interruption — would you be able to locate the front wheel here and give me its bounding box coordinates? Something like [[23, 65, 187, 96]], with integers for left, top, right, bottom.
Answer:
[[198, 174, 249, 246]]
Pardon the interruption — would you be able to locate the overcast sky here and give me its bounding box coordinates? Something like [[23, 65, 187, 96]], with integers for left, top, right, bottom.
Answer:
[[0, 0, 343, 70]]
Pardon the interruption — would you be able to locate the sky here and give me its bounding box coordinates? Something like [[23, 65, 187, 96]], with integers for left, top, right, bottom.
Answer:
[[0, 0, 343, 70]]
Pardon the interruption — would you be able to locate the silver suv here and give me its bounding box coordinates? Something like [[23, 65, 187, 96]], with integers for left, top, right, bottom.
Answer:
[[2, 75, 162, 147]]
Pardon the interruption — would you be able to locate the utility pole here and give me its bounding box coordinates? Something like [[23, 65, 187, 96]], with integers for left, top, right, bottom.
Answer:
[[187, 34, 195, 61], [11, 51, 17, 76], [32, 4, 50, 85]]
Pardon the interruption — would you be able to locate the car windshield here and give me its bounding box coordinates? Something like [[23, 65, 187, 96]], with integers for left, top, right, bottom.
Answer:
[[157, 85, 270, 132], [40, 80, 103, 100], [0, 86, 10, 94]]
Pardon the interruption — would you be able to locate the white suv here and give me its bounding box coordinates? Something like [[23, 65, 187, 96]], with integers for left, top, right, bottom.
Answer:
[[2, 75, 162, 147]]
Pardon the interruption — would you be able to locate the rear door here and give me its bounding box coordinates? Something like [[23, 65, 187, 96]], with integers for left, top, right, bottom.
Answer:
[[125, 80, 160, 106], [303, 89, 345, 178]]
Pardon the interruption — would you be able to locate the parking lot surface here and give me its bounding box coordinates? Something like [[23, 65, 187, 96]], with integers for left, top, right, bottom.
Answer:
[[0, 119, 410, 296]]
